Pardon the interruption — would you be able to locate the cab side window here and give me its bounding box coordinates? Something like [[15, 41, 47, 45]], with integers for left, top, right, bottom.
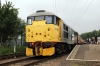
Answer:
[[54, 16, 59, 26], [54, 16, 56, 25], [56, 17, 59, 26]]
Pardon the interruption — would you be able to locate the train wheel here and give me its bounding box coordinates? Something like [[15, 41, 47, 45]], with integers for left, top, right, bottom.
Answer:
[[55, 44, 62, 54], [62, 44, 65, 52]]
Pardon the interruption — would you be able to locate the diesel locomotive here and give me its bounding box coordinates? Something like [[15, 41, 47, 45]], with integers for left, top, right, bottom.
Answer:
[[24, 10, 80, 57]]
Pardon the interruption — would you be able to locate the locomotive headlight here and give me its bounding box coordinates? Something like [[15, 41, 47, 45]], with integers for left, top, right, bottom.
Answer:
[[28, 28, 30, 32], [44, 34, 46, 37], [31, 35, 33, 38], [30, 42, 34, 45], [48, 27, 50, 31]]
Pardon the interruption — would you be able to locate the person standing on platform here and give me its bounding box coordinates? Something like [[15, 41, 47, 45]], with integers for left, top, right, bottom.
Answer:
[[94, 34, 98, 44], [91, 38, 93, 44]]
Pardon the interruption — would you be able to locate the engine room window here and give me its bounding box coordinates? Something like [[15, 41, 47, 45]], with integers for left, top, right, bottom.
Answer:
[[45, 16, 52, 24], [35, 16, 44, 20]]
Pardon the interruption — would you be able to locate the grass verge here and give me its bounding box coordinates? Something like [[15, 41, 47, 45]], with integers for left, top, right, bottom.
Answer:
[[0, 46, 26, 55]]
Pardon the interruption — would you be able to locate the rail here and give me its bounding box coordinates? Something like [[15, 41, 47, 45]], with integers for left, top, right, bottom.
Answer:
[[0, 52, 26, 60]]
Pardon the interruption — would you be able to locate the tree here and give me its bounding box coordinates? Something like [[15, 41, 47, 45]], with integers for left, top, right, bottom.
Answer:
[[80, 30, 100, 40], [98, 29, 100, 36], [12, 18, 26, 46], [0, 0, 6, 46], [18, 19, 26, 45], [2, 1, 19, 46], [0, 0, 25, 46]]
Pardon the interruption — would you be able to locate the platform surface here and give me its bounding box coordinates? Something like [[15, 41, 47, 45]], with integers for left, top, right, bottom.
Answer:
[[66, 44, 100, 61]]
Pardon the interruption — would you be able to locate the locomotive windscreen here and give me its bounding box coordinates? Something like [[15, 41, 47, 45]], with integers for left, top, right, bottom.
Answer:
[[27, 16, 53, 25]]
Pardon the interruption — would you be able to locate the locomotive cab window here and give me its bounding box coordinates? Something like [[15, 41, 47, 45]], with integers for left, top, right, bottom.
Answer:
[[27, 17, 34, 25], [45, 16, 52, 24], [27, 18, 32, 25], [35, 16, 45, 20]]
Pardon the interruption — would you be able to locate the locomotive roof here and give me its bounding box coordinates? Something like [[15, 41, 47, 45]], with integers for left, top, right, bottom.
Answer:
[[27, 10, 60, 18]]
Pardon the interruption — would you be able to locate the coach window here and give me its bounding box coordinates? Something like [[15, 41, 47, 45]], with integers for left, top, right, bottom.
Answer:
[[45, 16, 52, 24]]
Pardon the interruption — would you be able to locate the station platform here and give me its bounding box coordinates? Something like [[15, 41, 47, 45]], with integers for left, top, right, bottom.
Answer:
[[66, 44, 100, 61]]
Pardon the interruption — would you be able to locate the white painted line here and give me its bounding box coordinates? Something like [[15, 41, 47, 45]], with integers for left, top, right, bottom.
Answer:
[[66, 45, 78, 60], [66, 59, 100, 62]]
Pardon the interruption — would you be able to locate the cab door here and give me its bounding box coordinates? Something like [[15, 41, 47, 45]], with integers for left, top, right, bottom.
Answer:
[[59, 19, 62, 41]]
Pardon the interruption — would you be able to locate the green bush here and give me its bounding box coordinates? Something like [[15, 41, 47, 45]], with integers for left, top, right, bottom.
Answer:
[[0, 46, 26, 55]]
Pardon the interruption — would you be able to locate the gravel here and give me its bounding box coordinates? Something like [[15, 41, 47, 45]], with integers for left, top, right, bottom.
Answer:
[[32, 54, 69, 66]]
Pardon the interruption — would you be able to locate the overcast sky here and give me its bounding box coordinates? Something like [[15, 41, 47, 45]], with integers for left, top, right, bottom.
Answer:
[[1, 0, 100, 35]]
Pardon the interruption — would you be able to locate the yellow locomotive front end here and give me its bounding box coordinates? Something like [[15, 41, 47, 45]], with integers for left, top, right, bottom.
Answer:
[[25, 10, 60, 56], [26, 20, 59, 43]]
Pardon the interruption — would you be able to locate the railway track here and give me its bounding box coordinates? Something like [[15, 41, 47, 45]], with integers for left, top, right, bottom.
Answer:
[[0, 52, 70, 66], [0, 52, 25, 60]]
